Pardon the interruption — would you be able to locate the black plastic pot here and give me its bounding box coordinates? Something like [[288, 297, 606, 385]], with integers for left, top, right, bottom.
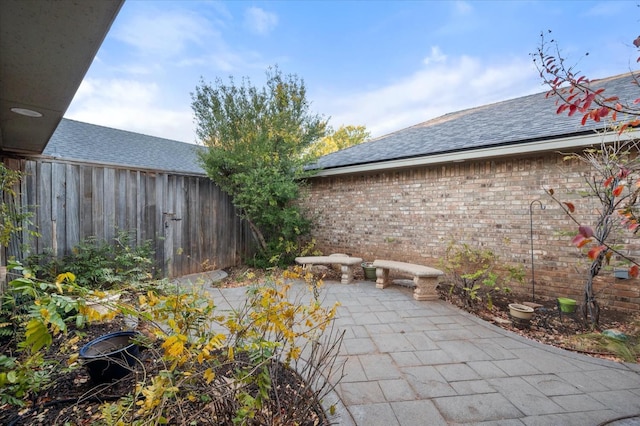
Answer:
[[79, 331, 140, 383]]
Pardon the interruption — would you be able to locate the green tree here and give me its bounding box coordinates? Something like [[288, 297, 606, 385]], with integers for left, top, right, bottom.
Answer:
[[191, 67, 328, 267], [308, 124, 370, 157]]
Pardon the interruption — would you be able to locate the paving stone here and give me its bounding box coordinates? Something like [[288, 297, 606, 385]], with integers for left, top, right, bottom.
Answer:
[[492, 336, 536, 350], [437, 340, 493, 362], [428, 315, 459, 325], [474, 341, 519, 360], [403, 365, 457, 398], [450, 379, 496, 395], [465, 324, 510, 338], [347, 304, 372, 313], [340, 356, 368, 383], [398, 308, 435, 318], [556, 370, 616, 393], [467, 361, 511, 379], [587, 369, 640, 390], [488, 377, 564, 416], [433, 393, 523, 423], [550, 394, 608, 412], [348, 402, 400, 426], [492, 359, 542, 376], [510, 347, 596, 374], [353, 296, 383, 308], [590, 390, 640, 412], [389, 351, 423, 367], [522, 374, 583, 396], [415, 349, 456, 365], [451, 315, 480, 326], [388, 322, 416, 333], [359, 353, 402, 380], [426, 328, 481, 341], [351, 311, 383, 325], [470, 419, 525, 425], [371, 333, 415, 353], [391, 400, 448, 425], [403, 331, 438, 351], [520, 410, 618, 426], [365, 323, 394, 335], [334, 316, 357, 328], [378, 378, 417, 401], [343, 337, 377, 355], [403, 316, 441, 329], [381, 300, 414, 311], [436, 363, 482, 382], [344, 324, 370, 339], [338, 381, 387, 405], [375, 310, 403, 323], [212, 279, 640, 426]]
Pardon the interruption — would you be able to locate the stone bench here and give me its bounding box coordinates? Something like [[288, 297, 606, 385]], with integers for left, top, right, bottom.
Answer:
[[372, 260, 443, 301], [295, 255, 363, 284]]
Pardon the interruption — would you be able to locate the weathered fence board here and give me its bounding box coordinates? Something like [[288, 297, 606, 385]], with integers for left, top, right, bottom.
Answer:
[[2, 157, 252, 279]]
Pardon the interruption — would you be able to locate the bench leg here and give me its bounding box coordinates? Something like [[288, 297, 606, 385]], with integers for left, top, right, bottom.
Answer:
[[413, 276, 439, 301], [341, 265, 355, 284], [375, 268, 390, 289]]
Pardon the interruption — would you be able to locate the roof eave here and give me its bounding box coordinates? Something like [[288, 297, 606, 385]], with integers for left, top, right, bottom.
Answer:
[[28, 153, 207, 177], [311, 130, 640, 177]]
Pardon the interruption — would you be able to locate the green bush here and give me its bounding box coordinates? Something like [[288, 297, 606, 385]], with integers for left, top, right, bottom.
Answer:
[[25, 231, 155, 290], [439, 240, 525, 310]]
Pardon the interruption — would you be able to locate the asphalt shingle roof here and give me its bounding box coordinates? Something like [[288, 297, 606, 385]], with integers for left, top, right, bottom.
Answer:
[[314, 73, 639, 170], [44, 119, 206, 175]]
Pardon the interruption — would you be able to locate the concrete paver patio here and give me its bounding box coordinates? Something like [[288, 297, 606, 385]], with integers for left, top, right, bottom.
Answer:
[[193, 274, 640, 426]]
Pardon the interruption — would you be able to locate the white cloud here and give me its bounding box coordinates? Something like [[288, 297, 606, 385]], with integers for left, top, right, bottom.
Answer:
[[244, 7, 278, 35], [114, 10, 214, 58], [316, 51, 541, 138], [423, 46, 447, 66], [66, 79, 196, 143]]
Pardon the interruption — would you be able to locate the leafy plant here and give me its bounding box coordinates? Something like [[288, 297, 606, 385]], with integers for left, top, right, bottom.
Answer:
[[0, 352, 55, 406], [533, 30, 640, 133], [0, 260, 110, 407], [0, 163, 38, 251], [101, 267, 344, 425], [25, 230, 155, 290], [439, 240, 525, 310], [192, 66, 328, 268]]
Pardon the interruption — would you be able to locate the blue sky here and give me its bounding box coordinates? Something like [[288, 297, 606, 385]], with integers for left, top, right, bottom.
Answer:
[[65, 0, 639, 143]]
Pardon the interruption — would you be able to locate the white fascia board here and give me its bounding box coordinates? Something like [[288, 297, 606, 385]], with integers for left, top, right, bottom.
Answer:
[[312, 130, 640, 177]]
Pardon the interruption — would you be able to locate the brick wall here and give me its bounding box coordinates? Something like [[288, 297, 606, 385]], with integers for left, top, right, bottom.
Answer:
[[301, 152, 640, 312]]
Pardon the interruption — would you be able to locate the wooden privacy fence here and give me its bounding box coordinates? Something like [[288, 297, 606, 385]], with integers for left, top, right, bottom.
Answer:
[[2, 157, 253, 279]]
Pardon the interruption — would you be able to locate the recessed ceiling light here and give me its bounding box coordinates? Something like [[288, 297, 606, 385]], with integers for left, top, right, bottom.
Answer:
[[10, 107, 42, 118]]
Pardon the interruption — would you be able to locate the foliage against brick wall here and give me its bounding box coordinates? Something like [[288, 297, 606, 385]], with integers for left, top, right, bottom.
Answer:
[[301, 152, 640, 312]]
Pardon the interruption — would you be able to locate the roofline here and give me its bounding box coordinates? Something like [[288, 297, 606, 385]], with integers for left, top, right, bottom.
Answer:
[[311, 130, 640, 177]]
